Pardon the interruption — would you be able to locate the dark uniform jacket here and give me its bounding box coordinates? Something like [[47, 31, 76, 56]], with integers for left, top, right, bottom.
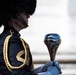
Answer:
[[0, 26, 36, 75]]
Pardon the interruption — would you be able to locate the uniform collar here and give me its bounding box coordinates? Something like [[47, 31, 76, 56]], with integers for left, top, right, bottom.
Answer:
[[4, 26, 21, 36]]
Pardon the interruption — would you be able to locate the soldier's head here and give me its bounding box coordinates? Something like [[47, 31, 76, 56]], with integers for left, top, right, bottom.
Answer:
[[0, 0, 37, 29]]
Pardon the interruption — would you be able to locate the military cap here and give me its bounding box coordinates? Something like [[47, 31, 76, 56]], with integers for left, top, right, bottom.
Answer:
[[0, 0, 37, 27]]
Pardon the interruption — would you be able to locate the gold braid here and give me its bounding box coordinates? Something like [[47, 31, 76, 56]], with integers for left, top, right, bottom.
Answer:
[[3, 31, 28, 71]]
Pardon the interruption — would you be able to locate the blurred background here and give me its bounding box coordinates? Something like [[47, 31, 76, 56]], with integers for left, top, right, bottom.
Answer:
[[0, 0, 76, 75]]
